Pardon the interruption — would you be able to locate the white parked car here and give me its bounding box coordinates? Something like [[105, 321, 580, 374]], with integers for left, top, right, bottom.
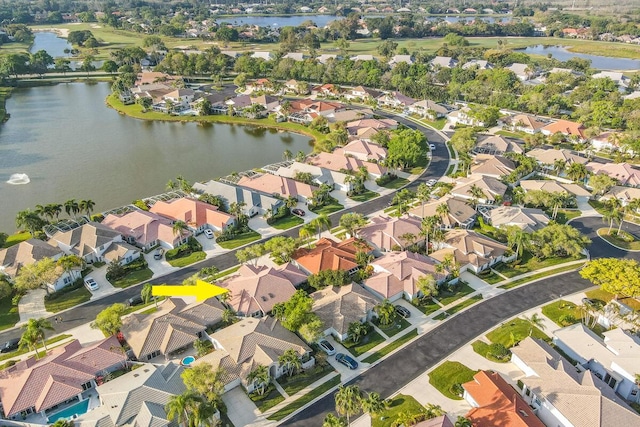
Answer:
[[84, 277, 99, 291], [203, 229, 214, 239], [429, 143, 436, 150]]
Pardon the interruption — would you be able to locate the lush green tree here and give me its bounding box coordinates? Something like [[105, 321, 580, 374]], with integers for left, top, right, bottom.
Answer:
[[56, 254, 83, 274], [566, 162, 589, 182], [15, 209, 47, 235], [19, 327, 40, 357], [91, 303, 126, 337], [335, 385, 363, 425], [589, 174, 617, 196], [22, 317, 54, 353], [361, 391, 388, 416], [377, 40, 398, 59], [580, 258, 640, 298], [387, 129, 428, 169], [29, 49, 54, 76], [165, 390, 205, 427], [310, 214, 332, 240], [339, 212, 368, 237], [14, 257, 59, 295], [323, 413, 348, 427], [141, 283, 154, 305], [308, 270, 351, 290], [450, 128, 477, 154], [374, 299, 396, 326], [298, 316, 323, 343], [528, 224, 591, 259], [278, 348, 303, 377], [347, 321, 369, 343], [265, 236, 298, 263], [181, 362, 225, 407], [247, 364, 270, 395], [279, 290, 314, 332], [51, 420, 74, 427], [455, 416, 473, 427], [416, 274, 438, 300]]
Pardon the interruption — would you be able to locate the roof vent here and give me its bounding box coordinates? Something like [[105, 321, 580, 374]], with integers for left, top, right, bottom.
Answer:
[[261, 296, 268, 301], [133, 374, 139, 377]]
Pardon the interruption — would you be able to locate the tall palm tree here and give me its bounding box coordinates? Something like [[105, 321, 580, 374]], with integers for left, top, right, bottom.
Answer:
[[34, 204, 47, 219], [436, 203, 450, 224], [247, 364, 270, 396], [310, 214, 332, 240], [172, 220, 189, 245], [506, 226, 529, 261], [566, 163, 589, 183], [19, 328, 40, 359], [334, 384, 362, 425], [283, 149, 293, 161], [278, 348, 302, 377], [553, 159, 566, 176], [323, 413, 347, 427], [64, 199, 78, 218], [416, 274, 438, 300], [361, 392, 388, 416], [416, 183, 432, 218], [165, 391, 201, 427], [47, 203, 63, 220], [468, 184, 486, 210], [455, 416, 473, 427], [299, 223, 316, 248], [420, 215, 440, 253], [23, 317, 54, 352], [79, 199, 96, 216], [399, 232, 417, 250], [603, 198, 622, 233], [522, 313, 546, 335], [374, 299, 396, 326]]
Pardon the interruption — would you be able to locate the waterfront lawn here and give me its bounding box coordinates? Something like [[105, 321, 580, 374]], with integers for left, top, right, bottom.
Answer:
[[428, 361, 478, 400], [267, 375, 341, 421], [379, 176, 409, 189], [349, 189, 379, 202], [309, 198, 344, 215], [270, 214, 304, 230], [44, 287, 92, 313], [486, 318, 550, 348], [217, 230, 261, 249], [362, 329, 418, 364], [342, 329, 385, 357], [110, 267, 154, 288], [0, 296, 19, 331], [167, 251, 206, 268], [2, 231, 31, 248], [372, 394, 425, 427]]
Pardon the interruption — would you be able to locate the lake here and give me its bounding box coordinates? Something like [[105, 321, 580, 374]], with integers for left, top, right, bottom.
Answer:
[[216, 14, 342, 28], [30, 31, 72, 57], [0, 83, 313, 233], [517, 45, 640, 70]]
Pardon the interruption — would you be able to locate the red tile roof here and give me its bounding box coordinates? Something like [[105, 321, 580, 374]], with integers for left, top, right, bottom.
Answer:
[[293, 237, 368, 274], [150, 197, 235, 230]]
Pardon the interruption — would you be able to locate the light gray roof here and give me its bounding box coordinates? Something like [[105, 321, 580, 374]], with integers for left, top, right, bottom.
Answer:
[[50, 222, 121, 257], [0, 238, 63, 277], [488, 206, 549, 232], [193, 179, 282, 213], [312, 284, 380, 336]]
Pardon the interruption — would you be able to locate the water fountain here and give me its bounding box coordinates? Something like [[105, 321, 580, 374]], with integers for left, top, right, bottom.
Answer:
[[6, 173, 30, 185]]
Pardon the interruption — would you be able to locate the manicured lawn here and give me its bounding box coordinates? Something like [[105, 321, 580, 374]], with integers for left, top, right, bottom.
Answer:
[[343, 330, 386, 357], [412, 298, 442, 315], [597, 228, 640, 251], [362, 329, 418, 364], [585, 289, 640, 312], [475, 270, 504, 285], [270, 215, 304, 230], [379, 177, 409, 189], [372, 394, 425, 427], [486, 318, 550, 348], [0, 296, 19, 331], [434, 295, 483, 320], [0, 334, 72, 363], [421, 117, 447, 130], [277, 363, 335, 396], [44, 287, 92, 313], [167, 251, 206, 268], [588, 199, 607, 215], [428, 361, 478, 400], [212, 265, 242, 280], [110, 267, 155, 287], [217, 230, 261, 249], [249, 385, 285, 413], [121, 296, 166, 316], [498, 264, 582, 290], [495, 251, 584, 278], [553, 209, 581, 224], [309, 199, 344, 215], [349, 189, 379, 202], [2, 231, 31, 248], [471, 340, 510, 363], [541, 300, 583, 327], [373, 316, 411, 338], [436, 283, 475, 306], [267, 375, 341, 421]]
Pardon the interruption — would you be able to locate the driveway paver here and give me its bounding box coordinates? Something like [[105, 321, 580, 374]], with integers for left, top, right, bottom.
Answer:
[[223, 386, 261, 427]]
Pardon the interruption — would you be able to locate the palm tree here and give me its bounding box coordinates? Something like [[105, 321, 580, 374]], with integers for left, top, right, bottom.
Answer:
[[165, 391, 201, 427], [23, 317, 54, 352], [222, 308, 238, 325], [285, 196, 299, 209], [323, 413, 348, 427], [19, 328, 40, 358], [63, 199, 77, 218], [416, 183, 432, 218], [247, 364, 270, 396], [566, 163, 589, 183], [334, 384, 362, 425], [15, 209, 46, 235], [34, 204, 47, 219], [468, 184, 486, 210], [455, 416, 473, 427], [506, 226, 529, 261], [310, 214, 332, 240], [278, 348, 302, 377], [361, 392, 388, 416], [436, 203, 450, 223], [166, 179, 178, 191], [603, 198, 622, 233], [553, 159, 566, 176], [283, 149, 293, 161], [79, 199, 95, 216], [296, 150, 307, 163], [172, 220, 189, 245], [420, 215, 440, 253], [424, 403, 446, 418], [191, 397, 218, 427], [299, 222, 316, 248], [347, 321, 369, 343], [399, 232, 417, 250], [416, 274, 438, 300], [141, 283, 156, 307], [374, 299, 396, 326]]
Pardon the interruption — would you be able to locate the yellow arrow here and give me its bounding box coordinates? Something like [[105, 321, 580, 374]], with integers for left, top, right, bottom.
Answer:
[[152, 279, 228, 302]]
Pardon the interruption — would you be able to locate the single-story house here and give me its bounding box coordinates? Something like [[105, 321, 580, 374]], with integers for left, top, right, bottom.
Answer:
[[526, 148, 588, 168], [407, 99, 448, 119], [316, 54, 338, 64], [519, 180, 591, 198], [591, 71, 630, 90], [237, 173, 318, 204], [311, 83, 340, 97], [193, 179, 283, 217], [447, 106, 485, 127], [336, 139, 387, 162], [541, 120, 586, 141], [388, 55, 413, 67], [451, 175, 508, 204], [150, 197, 236, 233], [357, 215, 423, 251], [346, 118, 398, 137], [469, 155, 516, 179], [430, 229, 511, 273], [272, 161, 352, 192], [502, 114, 546, 134], [408, 195, 476, 229], [293, 237, 368, 275], [376, 92, 416, 109], [474, 135, 524, 155], [282, 52, 306, 61], [462, 60, 492, 70], [364, 251, 448, 302], [311, 284, 380, 341], [586, 162, 640, 187], [485, 206, 550, 232], [343, 86, 382, 102], [505, 63, 534, 81], [309, 151, 387, 178], [431, 56, 458, 68], [600, 185, 640, 206], [120, 297, 225, 361], [590, 132, 627, 153], [102, 209, 185, 251], [219, 263, 307, 317]]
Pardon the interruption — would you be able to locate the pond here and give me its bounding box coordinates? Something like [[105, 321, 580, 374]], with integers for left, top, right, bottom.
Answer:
[[216, 14, 342, 28], [0, 82, 313, 233], [517, 45, 640, 70], [30, 31, 72, 57]]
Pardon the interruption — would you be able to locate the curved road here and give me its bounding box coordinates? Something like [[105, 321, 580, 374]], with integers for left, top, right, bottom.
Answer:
[[0, 113, 449, 343]]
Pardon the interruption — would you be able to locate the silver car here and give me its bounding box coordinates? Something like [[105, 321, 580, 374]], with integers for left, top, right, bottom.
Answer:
[[84, 277, 99, 291], [318, 339, 336, 355]]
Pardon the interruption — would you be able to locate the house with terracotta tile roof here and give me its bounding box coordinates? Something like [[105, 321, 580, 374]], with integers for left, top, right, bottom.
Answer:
[[311, 83, 340, 97], [463, 370, 545, 427], [586, 162, 640, 187], [196, 317, 311, 392], [311, 284, 381, 341], [526, 148, 588, 168], [541, 119, 586, 141], [0, 336, 126, 420], [0, 239, 80, 292], [511, 337, 640, 427], [430, 229, 511, 273], [102, 209, 186, 251], [413, 415, 454, 427], [451, 175, 508, 204], [486, 206, 549, 233], [364, 251, 448, 302], [470, 155, 516, 179], [193, 179, 283, 217], [357, 215, 423, 252], [336, 139, 387, 162], [474, 135, 524, 155], [219, 263, 307, 317], [293, 237, 368, 275], [120, 297, 225, 361], [149, 197, 236, 233], [503, 114, 546, 134], [346, 118, 398, 137], [408, 195, 477, 229], [78, 362, 187, 427], [48, 222, 141, 266], [309, 151, 387, 178], [237, 173, 318, 203]]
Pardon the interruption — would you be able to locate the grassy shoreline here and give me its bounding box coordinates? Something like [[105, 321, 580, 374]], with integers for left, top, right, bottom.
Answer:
[[0, 87, 13, 123]]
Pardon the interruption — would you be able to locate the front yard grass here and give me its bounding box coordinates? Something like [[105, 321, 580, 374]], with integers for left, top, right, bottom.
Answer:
[[597, 228, 640, 251], [167, 251, 206, 268], [249, 385, 285, 413], [267, 375, 341, 421], [0, 334, 72, 363], [362, 329, 418, 364], [277, 363, 335, 396], [270, 214, 304, 230], [373, 316, 411, 338], [379, 177, 409, 189], [349, 189, 379, 202], [541, 300, 583, 327], [217, 230, 261, 249], [420, 117, 447, 130], [434, 295, 483, 320], [475, 270, 504, 285], [343, 329, 386, 357], [44, 287, 92, 312], [585, 289, 640, 312], [471, 340, 511, 363], [553, 209, 581, 224], [428, 361, 478, 400], [0, 296, 19, 331], [372, 394, 425, 427], [2, 231, 31, 248], [412, 297, 442, 315], [498, 264, 582, 290], [309, 199, 344, 215], [435, 282, 475, 306], [110, 267, 154, 287], [494, 251, 584, 278], [486, 318, 550, 348]]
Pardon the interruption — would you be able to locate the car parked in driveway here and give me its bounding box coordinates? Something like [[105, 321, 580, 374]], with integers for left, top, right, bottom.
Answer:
[[395, 305, 411, 318], [318, 339, 336, 355], [0, 338, 20, 353], [292, 208, 305, 216], [203, 229, 214, 239], [335, 353, 358, 370], [84, 276, 99, 291], [153, 248, 165, 260]]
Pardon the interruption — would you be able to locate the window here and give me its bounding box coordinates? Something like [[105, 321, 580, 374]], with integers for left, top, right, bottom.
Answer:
[[82, 381, 92, 390]]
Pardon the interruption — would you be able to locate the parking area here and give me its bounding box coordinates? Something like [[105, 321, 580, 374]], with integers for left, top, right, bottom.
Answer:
[[144, 252, 179, 278], [321, 335, 370, 382], [85, 265, 119, 300]]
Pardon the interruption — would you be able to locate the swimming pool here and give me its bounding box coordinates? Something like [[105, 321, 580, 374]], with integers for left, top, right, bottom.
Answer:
[[181, 356, 196, 366], [47, 398, 90, 423]]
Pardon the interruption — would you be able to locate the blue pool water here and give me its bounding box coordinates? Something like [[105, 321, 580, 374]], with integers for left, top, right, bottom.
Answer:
[[181, 356, 196, 366], [47, 398, 89, 423]]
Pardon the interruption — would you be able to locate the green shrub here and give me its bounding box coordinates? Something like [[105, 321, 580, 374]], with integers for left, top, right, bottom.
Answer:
[[375, 174, 397, 186], [165, 237, 202, 260], [133, 200, 149, 211], [488, 343, 511, 361]]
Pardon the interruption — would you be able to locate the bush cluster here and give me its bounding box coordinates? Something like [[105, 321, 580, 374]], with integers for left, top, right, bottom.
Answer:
[[165, 237, 202, 260]]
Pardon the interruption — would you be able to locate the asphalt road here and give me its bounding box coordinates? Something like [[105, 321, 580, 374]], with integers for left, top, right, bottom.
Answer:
[[0, 113, 449, 343], [569, 216, 640, 260]]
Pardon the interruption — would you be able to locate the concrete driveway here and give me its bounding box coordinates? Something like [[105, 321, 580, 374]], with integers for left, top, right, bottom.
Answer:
[[323, 336, 370, 381], [18, 289, 52, 324], [144, 252, 179, 278], [222, 386, 260, 427], [85, 265, 119, 301]]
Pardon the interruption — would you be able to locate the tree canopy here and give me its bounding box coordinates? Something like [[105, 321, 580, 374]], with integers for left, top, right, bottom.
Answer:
[[528, 223, 590, 259], [386, 129, 428, 169], [580, 258, 640, 298], [91, 303, 126, 337]]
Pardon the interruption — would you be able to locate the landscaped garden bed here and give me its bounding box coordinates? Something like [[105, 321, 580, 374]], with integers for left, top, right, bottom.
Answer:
[[372, 394, 425, 427], [597, 228, 640, 251], [541, 300, 583, 327], [216, 229, 261, 249], [165, 237, 206, 268], [471, 340, 511, 363], [277, 363, 335, 396]]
